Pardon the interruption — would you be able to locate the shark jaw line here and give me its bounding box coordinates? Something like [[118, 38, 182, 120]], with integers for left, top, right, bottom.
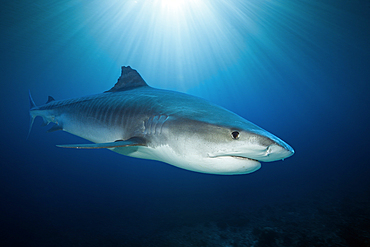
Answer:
[[208, 154, 260, 162], [229, 155, 260, 162]]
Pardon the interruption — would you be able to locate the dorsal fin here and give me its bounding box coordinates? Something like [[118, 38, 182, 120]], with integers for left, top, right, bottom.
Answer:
[[46, 96, 55, 104], [105, 66, 148, 93]]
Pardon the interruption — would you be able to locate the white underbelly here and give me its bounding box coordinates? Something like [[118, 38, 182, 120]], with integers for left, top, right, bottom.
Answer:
[[112, 144, 261, 175]]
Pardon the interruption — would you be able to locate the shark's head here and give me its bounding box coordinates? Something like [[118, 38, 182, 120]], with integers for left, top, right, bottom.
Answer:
[[147, 116, 294, 175]]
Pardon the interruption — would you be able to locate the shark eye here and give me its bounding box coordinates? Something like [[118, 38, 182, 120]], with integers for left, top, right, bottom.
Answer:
[[231, 131, 240, 140]]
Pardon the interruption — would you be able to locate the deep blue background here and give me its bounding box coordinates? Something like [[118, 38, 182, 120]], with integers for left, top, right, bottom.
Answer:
[[1, 0, 369, 246]]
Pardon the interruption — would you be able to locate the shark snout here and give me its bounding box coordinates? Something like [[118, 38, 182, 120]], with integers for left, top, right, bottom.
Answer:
[[256, 143, 294, 162], [231, 132, 294, 162], [209, 138, 294, 163]]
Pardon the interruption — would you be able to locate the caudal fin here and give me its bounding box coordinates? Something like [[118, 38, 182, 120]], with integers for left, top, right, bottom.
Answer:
[[29, 90, 36, 109], [27, 90, 37, 140]]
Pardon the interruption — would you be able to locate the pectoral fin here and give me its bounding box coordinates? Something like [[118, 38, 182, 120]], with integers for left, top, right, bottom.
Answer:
[[57, 137, 146, 149]]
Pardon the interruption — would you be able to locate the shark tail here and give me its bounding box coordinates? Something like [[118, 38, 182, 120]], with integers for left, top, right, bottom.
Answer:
[[27, 90, 37, 140]]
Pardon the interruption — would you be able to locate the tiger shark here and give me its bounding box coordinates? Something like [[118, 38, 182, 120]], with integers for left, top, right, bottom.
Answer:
[[29, 66, 294, 175]]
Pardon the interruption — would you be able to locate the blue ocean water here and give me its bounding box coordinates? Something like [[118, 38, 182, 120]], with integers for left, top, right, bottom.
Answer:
[[1, 0, 369, 246]]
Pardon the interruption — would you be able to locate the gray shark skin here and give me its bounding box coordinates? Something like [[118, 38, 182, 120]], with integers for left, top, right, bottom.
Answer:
[[29, 66, 294, 175]]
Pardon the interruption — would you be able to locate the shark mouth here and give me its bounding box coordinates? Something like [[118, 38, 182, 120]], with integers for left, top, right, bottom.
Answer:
[[229, 156, 259, 162], [209, 154, 260, 162]]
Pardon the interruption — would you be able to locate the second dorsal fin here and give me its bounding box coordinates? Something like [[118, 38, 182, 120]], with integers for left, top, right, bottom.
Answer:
[[105, 66, 148, 93], [46, 96, 55, 104]]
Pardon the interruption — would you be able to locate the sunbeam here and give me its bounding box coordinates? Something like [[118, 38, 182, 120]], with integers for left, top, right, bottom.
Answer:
[[82, 0, 254, 90]]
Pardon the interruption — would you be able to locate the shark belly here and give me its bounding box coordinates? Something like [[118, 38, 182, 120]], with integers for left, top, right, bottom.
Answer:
[[112, 143, 261, 175]]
